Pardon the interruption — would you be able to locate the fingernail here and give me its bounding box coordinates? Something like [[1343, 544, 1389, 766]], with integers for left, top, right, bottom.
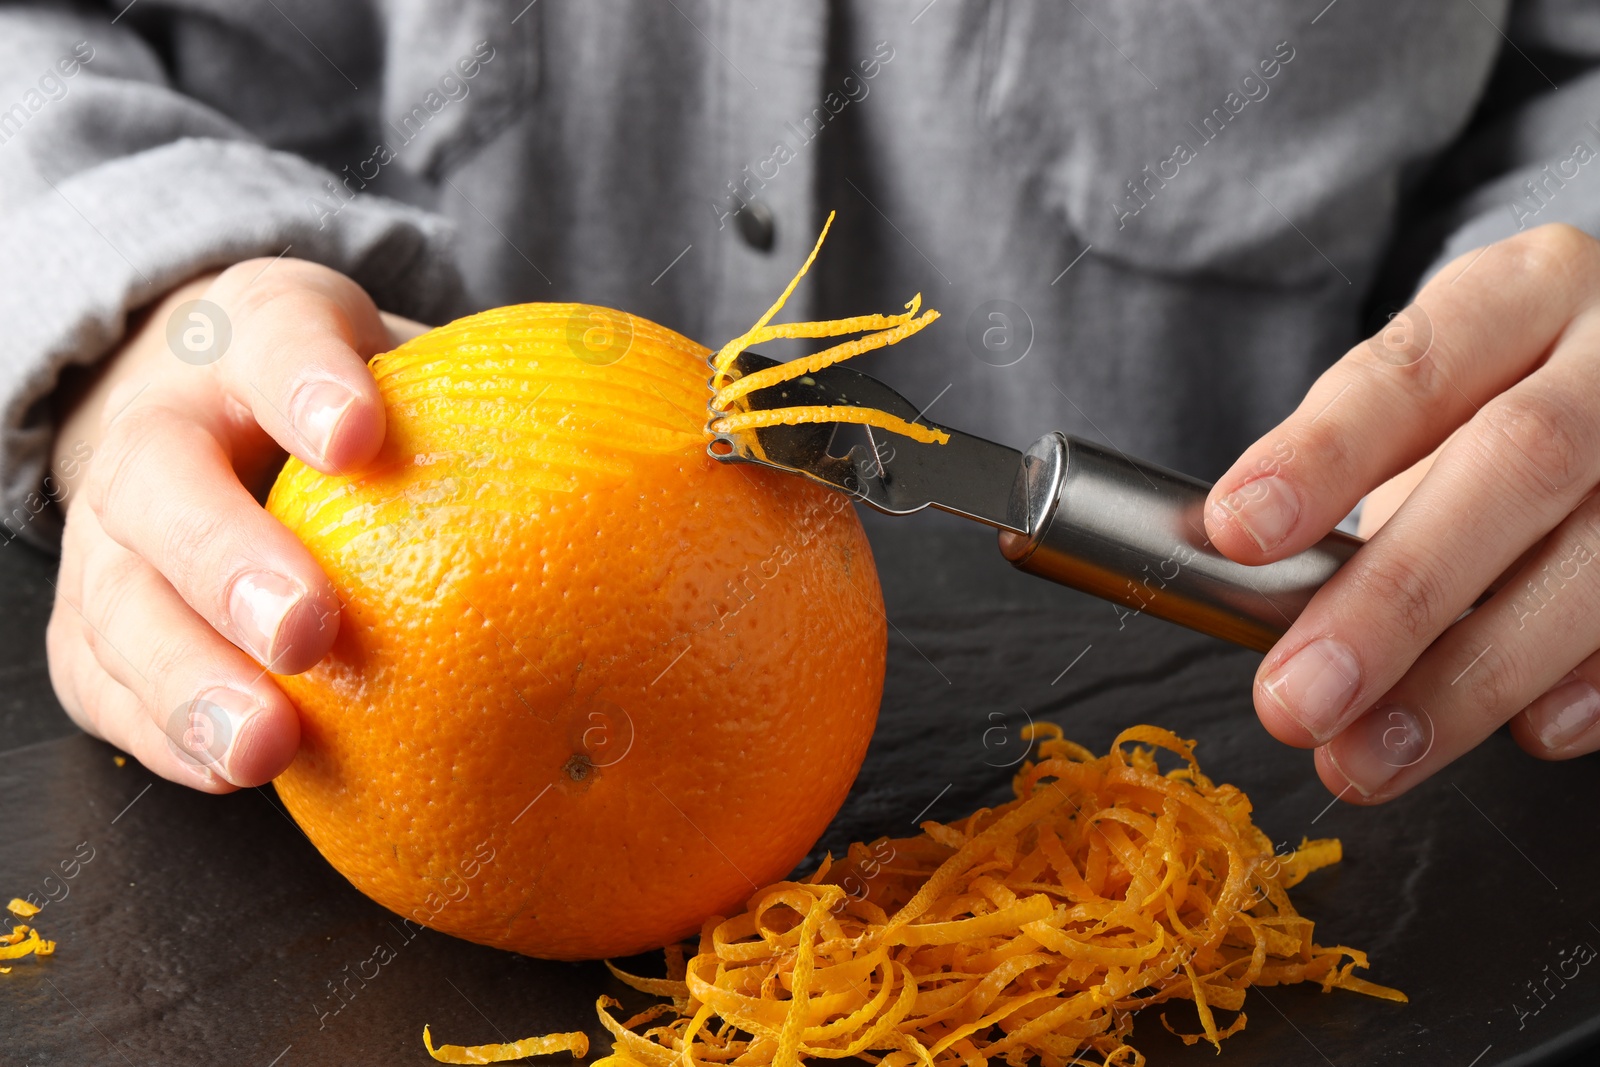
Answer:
[[170, 687, 260, 785], [1529, 673, 1600, 751], [290, 379, 357, 463], [1261, 637, 1362, 742], [228, 570, 307, 667], [1214, 475, 1299, 551], [1326, 703, 1433, 798]]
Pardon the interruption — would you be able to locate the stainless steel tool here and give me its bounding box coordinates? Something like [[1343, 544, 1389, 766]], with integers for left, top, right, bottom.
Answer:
[[707, 351, 1362, 652]]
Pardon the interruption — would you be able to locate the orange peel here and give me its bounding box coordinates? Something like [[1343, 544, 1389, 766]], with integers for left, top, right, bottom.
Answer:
[[711, 406, 948, 446], [5, 898, 39, 918], [574, 724, 1403, 1067], [422, 1024, 589, 1064], [0, 927, 54, 961], [708, 210, 947, 446]]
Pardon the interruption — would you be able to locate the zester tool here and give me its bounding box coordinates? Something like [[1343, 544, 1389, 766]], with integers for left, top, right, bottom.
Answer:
[[706, 351, 1362, 653]]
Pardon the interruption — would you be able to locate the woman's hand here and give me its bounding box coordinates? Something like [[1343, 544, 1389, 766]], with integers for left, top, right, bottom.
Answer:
[[1207, 223, 1600, 803], [46, 259, 426, 791]]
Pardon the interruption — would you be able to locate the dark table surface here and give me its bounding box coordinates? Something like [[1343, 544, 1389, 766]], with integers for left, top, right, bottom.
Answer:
[[3, 512, 1599, 1067]]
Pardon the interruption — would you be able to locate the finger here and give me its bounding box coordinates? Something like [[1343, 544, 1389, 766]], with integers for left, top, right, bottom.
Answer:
[[203, 259, 391, 474], [1207, 224, 1600, 562], [46, 504, 94, 729], [1356, 445, 1439, 538], [51, 539, 227, 793], [1510, 653, 1600, 759], [47, 499, 132, 740], [1253, 312, 1600, 747], [45, 598, 87, 730], [76, 510, 300, 787], [68, 645, 232, 793], [1315, 489, 1600, 802], [88, 398, 342, 674]]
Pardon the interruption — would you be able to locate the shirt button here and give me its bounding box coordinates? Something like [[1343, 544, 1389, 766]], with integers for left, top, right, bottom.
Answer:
[[736, 201, 775, 251]]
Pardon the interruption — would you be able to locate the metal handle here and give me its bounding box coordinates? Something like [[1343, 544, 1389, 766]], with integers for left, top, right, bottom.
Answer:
[[996, 433, 1361, 652]]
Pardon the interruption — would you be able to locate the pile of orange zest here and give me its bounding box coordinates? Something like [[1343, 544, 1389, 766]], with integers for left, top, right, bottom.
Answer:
[[3, 895, 54, 972], [422, 1024, 589, 1064], [583, 724, 1403, 1067], [707, 210, 948, 446], [6, 898, 40, 918]]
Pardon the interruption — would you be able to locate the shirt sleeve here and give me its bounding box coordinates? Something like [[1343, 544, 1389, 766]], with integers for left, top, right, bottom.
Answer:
[[1400, 0, 1600, 287], [0, 6, 467, 551]]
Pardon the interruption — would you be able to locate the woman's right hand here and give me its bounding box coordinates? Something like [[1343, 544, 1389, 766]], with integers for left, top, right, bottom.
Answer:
[[45, 258, 427, 791]]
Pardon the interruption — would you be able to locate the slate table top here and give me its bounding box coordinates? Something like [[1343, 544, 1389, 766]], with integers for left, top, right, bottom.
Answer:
[[3, 512, 1599, 1067]]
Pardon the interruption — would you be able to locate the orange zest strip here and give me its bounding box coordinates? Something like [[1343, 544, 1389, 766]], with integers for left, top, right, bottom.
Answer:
[[710, 211, 837, 393], [423, 1024, 589, 1064], [1335, 974, 1411, 1003], [708, 211, 948, 446], [5, 899, 39, 919], [606, 959, 691, 1000], [0, 927, 54, 961], [581, 725, 1404, 1067], [711, 298, 939, 409], [710, 407, 949, 446]]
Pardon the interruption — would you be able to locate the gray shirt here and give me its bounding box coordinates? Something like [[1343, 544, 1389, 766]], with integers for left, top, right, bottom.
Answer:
[[5, 0, 1600, 550]]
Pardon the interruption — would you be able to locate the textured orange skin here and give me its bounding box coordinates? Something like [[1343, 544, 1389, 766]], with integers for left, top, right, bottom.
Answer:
[[266, 304, 885, 960]]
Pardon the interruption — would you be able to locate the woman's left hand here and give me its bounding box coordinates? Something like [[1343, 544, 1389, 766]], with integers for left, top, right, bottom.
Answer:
[[1206, 222, 1600, 803]]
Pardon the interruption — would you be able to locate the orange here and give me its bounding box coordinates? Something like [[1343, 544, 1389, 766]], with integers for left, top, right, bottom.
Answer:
[[266, 303, 886, 960]]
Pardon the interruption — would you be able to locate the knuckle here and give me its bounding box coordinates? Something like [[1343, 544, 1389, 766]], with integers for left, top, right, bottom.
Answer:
[[1476, 389, 1595, 494], [1354, 334, 1450, 406], [1345, 553, 1453, 646], [216, 258, 345, 323], [234, 281, 308, 325], [140, 628, 193, 689], [1361, 306, 1437, 370], [69, 651, 112, 739], [81, 551, 145, 651], [213, 256, 306, 297], [1502, 224, 1600, 287], [80, 552, 193, 698], [214, 258, 279, 287], [87, 404, 166, 521], [89, 410, 235, 592], [154, 502, 232, 595], [1459, 643, 1525, 721]]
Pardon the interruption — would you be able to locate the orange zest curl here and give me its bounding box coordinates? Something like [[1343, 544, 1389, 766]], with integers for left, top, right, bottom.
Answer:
[[422, 1025, 589, 1064], [582, 724, 1403, 1067], [0, 924, 55, 963], [708, 210, 948, 445], [711, 406, 949, 447]]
